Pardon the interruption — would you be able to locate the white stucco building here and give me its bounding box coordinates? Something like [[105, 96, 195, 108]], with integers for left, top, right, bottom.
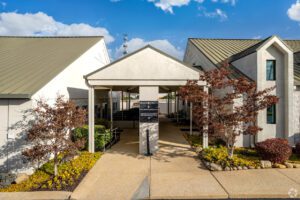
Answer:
[[1, 35, 300, 174], [0, 36, 110, 173], [184, 35, 300, 147]]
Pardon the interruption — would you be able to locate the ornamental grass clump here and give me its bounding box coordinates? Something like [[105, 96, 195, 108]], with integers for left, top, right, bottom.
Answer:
[[255, 138, 292, 164]]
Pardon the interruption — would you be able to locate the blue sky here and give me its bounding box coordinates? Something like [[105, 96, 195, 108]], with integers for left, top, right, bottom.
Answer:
[[1, 0, 300, 59]]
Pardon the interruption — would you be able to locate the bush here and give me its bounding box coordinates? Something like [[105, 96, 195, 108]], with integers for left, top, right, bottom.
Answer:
[[73, 125, 112, 151], [255, 138, 292, 163], [95, 118, 111, 128], [0, 152, 101, 192], [202, 146, 260, 168], [296, 142, 300, 156]]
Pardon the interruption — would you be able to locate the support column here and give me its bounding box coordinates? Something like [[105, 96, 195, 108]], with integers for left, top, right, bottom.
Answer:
[[88, 87, 95, 153], [128, 92, 131, 110], [139, 86, 159, 155], [167, 92, 170, 115], [203, 86, 209, 149], [110, 89, 113, 131], [176, 92, 179, 123], [190, 102, 193, 135], [121, 91, 124, 120]]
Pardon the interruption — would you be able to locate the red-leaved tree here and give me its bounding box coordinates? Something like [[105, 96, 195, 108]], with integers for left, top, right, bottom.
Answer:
[[179, 64, 279, 157], [22, 96, 86, 176]]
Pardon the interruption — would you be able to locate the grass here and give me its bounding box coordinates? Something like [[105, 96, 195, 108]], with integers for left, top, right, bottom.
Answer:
[[183, 133, 202, 147], [289, 153, 300, 164], [0, 151, 101, 192]]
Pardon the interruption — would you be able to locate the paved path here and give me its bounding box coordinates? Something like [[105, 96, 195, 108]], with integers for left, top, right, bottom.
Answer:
[[71, 128, 150, 200], [150, 118, 227, 199], [0, 191, 71, 200], [71, 118, 300, 200]]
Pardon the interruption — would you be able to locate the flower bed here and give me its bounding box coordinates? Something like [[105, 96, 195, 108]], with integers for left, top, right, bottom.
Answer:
[[184, 133, 300, 171], [0, 152, 101, 192]]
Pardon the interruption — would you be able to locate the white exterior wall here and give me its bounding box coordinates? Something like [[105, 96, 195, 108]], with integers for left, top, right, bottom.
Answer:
[[232, 53, 258, 80], [0, 39, 110, 174], [293, 89, 300, 144], [0, 99, 33, 173], [185, 37, 295, 147], [256, 41, 294, 145], [32, 39, 110, 106]]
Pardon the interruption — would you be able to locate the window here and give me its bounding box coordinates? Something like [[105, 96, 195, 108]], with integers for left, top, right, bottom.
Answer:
[[266, 60, 276, 80], [267, 105, 276, 124]]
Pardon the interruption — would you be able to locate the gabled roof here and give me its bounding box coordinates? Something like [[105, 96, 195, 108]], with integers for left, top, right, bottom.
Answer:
[[86, 45, 201, 79], [0, 36, 103, 98], [189, 36, 300, 83], [85, 45, 203, 89]]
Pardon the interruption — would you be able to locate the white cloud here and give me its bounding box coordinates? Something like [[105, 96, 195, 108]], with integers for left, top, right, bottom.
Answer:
[[148, 0, 236, 13], [148, 0, 191, 14], [115, 38, 183, 59], [199, 7, 228, 21], [287, 0, 300, 22], [252, 35, 262, 39], [1, 2, 6, 9], [0, 12, 114, 43]]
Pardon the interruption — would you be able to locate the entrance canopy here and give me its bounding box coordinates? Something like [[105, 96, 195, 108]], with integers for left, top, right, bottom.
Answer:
[[84, 45, 206, 153], [85, 45, 205, 91]]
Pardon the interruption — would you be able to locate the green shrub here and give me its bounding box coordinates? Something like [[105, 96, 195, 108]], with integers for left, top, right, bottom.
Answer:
[[202, 146, 260, 168], [256, 138, 292, 163], [95, 118, 111, 128], [0, 152, 101, 192], [295, 142, 300, 157], [73, 125, 112, 151]]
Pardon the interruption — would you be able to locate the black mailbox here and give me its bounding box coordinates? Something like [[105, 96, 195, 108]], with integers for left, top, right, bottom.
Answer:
[[139, 101, 159, 123]]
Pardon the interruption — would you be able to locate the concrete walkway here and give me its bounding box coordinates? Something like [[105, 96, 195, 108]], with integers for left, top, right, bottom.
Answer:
[[71, 118, 300, 200], [0, 191, 71, 200], [71, 128, 150, 200], [150, 118, 227, 199]]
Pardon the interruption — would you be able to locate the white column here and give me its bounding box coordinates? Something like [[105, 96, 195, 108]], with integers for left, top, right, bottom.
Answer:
[[190, 102, 193, 135], [167, 92, 170, 115], [88, 87, 95, 153], [121, 91, 124, 120], [203, 86, 209, 148], [139, 86, 159, 154], [110, 89, 113, 131]]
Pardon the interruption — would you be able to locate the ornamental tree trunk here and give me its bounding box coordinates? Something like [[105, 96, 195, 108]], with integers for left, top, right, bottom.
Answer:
[[54, 152, 58, 176], [54, 163, 58, 176]]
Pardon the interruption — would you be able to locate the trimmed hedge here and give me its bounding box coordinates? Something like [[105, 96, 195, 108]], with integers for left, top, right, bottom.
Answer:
[[73, 125, 112, 151], [256, 138, 292, 163]]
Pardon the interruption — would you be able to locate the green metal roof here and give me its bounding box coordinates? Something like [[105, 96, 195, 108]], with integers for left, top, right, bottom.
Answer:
[[189, 37, 300, 84], [0, 36, 103, 98]]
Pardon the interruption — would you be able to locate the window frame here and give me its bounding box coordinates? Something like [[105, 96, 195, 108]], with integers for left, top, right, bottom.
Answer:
[[266, 60, 276, 81], [266, 104, 276, 124]]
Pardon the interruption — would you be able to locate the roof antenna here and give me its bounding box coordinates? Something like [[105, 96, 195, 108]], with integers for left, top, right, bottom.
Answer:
[[123, 34, 128, 56]]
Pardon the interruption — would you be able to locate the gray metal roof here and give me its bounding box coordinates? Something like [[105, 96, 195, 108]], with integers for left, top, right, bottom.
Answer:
[[189, 37, 300, 84], [0, 36, 103, 98]]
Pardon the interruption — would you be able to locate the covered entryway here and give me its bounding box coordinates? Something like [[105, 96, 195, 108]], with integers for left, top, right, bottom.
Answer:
[[84, 45, 207, 154]]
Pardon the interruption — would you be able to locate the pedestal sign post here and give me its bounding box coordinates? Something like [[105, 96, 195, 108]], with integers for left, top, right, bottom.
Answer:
[[139, 101, 159, 156]]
